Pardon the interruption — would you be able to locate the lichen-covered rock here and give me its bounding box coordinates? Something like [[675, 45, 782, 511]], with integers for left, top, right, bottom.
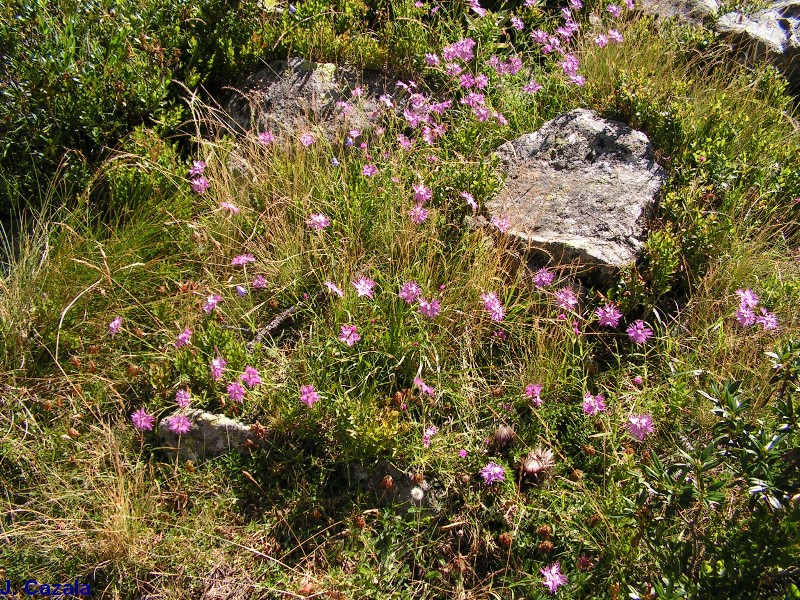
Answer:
[[716, 2, 800, 93], [638, 0, 718, 23], [158, 409, 255, 461], [489, 108, 665, 279], [223, 57, 397, 135]]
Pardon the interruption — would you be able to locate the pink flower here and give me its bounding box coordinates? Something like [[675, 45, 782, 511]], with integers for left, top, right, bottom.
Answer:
[[607, 4, 622, 17], [339, 324, 361, 347], [608, 29, 624, 43], [227, 382, 245, 403], [258, 131, 275, 145], [307, 213, 331, 230], [220, 201, 239, 214], [131, 407, 155, 432], [480, 461, 505, 486], [595, 34, 609, 47], [414, 376, 435, 396], [175, 389, 191, 409], [412, 182, 432, 203], [424, 53, 440, 66], [210, 356, 227, 381], [510, 16, 524, 30], [324, 281, 345, 297], [460, 192, 478, 210], [252, 275, 267, 289], [353, 277, 376, 298], [633, 375, 643, 386], [595, 302, 622, 328], [202, 294, 222, 314], [756, 308, 778, 330], [231, 254, 255, 266], [299, 132, 315, 147], [624, 0, 634, 8], [555, 287, 579, 312], [443, 37, 478, 62], [533, 268, 555, 288], [300, 384, 320, 408], [481, 292, 505, 322], [460, 73, 476, 89], [569, 74, 586, 86], [583, 393, 607, 415], [418, 297, 441, 318], [108, 316, 123, 336], [175, 328, 192, 349], [240, 366, 262, 388], [735, 306, 756, 327], [362, 164, 378, 177], [400, 281, 421, 304], [523, 79, 543, 93], [168, 414, 192, 435], [422, 425, 438, 448], [459, 449, 468, 458], [627, 413, 655, 441], [469, 0, 486, 17], [626, 320, 653, 344], [569, 0, 583, 8], [491, 215, 510, 233], [525, 383, 543, 407], [408, 203, 429, 224], [191, 176, 210, 194], [540, 562, 568, 595], [188, 160, 206, 177], [735, 288, 760, 309]]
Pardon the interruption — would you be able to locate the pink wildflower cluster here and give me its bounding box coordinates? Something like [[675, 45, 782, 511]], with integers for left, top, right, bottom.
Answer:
[[595, 302, 623, 328], [480, 461, 506, 486], [582, 393, 607, 415], [481, 292, 505, 322], [626, 320, 654, 344], [627, 413, 655, 441], [189, 160, 210, 194], [541, 562, 568, 594], [414, 376, 435, 396], [307, 213, 331, 231], [300, 384, 320, 408], [487, 54, 523, 76], [422, 425, 438, 448], [734, 288, 778, 330], [525, 383, 543, 407], [533, 268, 555, 288]]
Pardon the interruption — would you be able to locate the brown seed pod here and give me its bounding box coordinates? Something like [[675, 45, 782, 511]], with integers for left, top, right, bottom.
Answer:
[[411, 472, 425, 485], [536, 524, 552, 539], [521, 447, 555, 480], [538, 540, 555, 553], [353, 514, 366, 529], [498, 532, 513, 547], [491, 386, 505, 398], [493, 425, 514, 450], [378, 475, 394, 491]]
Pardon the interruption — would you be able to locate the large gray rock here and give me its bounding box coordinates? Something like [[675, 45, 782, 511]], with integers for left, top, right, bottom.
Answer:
[[638, 0, 719, 23], [223, 57, 397, 135], [489, 109, 665, 278], [158, 409, 256, 461], [716, 2, 800, 93]]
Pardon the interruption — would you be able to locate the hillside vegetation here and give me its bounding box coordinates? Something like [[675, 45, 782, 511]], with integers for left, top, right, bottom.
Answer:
[[1, 1, 799, 598]]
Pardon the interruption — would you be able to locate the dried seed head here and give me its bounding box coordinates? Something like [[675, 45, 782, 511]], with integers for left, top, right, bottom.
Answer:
[[498, 532, 513, 547], [378, 475, 394, 491], [493, 425, 514, 450], [353, 514, 366, 529], [577, 553, 595, 571], [538, 539, 554, 553], [521, 447, 555, 479], [536, 524, 552, 539]]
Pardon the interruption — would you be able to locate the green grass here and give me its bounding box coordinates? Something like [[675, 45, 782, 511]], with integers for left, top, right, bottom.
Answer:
[[2, 1, 800, 598]]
